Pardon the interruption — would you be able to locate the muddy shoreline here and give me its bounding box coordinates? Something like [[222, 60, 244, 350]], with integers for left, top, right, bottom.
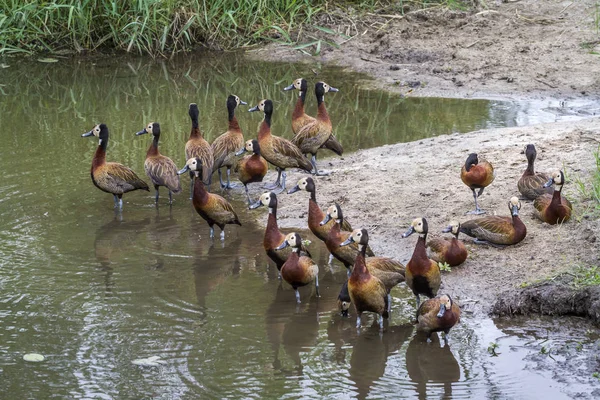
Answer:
[[246, 0, 600, 321]]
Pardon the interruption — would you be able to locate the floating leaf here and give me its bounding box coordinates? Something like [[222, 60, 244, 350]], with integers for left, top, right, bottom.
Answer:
[[37, 58, 59, 63], [23, 353, 45, 362]]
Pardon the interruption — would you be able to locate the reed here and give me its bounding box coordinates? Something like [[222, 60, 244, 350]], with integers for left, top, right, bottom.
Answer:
[[0, 1, 473, 56]]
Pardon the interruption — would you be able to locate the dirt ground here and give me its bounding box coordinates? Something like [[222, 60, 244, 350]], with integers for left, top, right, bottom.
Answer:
[[247, 0, 600, 318]]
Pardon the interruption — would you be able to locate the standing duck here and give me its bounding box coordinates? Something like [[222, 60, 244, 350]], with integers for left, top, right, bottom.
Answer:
[[460, 153, 495, 214], [82, 123, 149, 209], [248, 99, 312, 193], [288, 177, 352, 243], [427, 221, 468, 267], [276, 232, 320, 303], [402, 218, 441, 312], [135, 122, 181, 204], [185, 103, 214, 196], [340, 228, 388, 330], [292, 82, 340, 175], [234, 139, 268, 205], [284, 78, 343, 156], [534, 170, 572, 224], [249, 192, 310, 273], [177, 157, 241, 240], [518, 144, 553, 200], [212, 95, 247, 189], [416, 294, 460, 343], [460, 196, 527, 246]]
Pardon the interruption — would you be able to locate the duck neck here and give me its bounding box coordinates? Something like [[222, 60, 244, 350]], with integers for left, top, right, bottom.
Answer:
[[309, 188, 316, 202], [552, 184, 563, 203], [525, 157, 535, 175], [192, 173, 209, 204], [189, 117, 202, 139], [316, 97, 330, 122], [350, 246, 368, 278], [292, 91, 307, 120], [411, 234, 429, 262], [147, 135, 159, 157], [92, 142, 107, 168], [228, 107, 240, 131], [258, 113, 272, 140]]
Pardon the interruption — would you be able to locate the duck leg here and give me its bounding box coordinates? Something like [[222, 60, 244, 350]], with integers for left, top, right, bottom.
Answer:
[[356, 313, 362, 329], [218, 168, 226, 188], [244, 185, 252, 205], [328, 253, 334, 265], [168, 190, 173, 205], [113, 194, 122, 209], [311, 154, 330, 176], [264, 168, 282, 189], [295, 289, 301, 304], [209, 226, 215, 239], [315, 275, 320, 297], [387, 293, 392, 313], [154, 185, 160, 203], [378, 314, 384, 331], [272, 171, 288, 195], [466, 188, 486, 215], [225, 168, 241, 189], [220, 229, 225, 241]]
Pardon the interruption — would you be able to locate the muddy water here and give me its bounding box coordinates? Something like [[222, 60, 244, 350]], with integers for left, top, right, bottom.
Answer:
[[0, 53, 598, 399]]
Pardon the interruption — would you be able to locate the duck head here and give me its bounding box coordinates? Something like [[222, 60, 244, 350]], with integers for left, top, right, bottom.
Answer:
[[437, 294, 453, 318], [525, 144, 537, 162], [543, 170, 565, 189], [227, 94, 247, 109], [136, 122, 160, 137], [82, 124, 109, 146], [249, 191, 277, 210], [464, 153, 479, 172], [236, 139, 260, 156], [288, 177, 315, 195], [276, 232, 302, 252], [402, 217, 429, 238], [189, 103, 199, 120], [340, 228, 369, 248], [442, 220, 461, 237], [284, 78, 308, 95], [177, 157, 202, 176], [508, 196, 522, 217], [248, 99, 273, 114], [315, 82, 339, 102], [320, 203, 343, 226]]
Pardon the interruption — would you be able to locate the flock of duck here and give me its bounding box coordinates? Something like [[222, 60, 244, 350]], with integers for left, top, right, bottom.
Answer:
[[81, 78, 573, 343]]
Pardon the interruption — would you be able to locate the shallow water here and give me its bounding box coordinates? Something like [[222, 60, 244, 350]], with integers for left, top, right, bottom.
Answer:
[[0, 53, 598, 399]]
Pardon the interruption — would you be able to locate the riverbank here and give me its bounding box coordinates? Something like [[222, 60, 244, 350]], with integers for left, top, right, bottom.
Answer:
[[247, 0, 600, 319]]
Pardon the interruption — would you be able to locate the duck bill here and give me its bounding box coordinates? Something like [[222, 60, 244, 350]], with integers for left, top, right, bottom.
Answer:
[[81, 130, 94, 137], [177, 165, 190, 175], [248, 105, 259, 112], [339, 237, 354, 247], [402, 226, 416, 238], [543, 177, 555, 188], [275, 241, 289, 250], [248, 199, 264, 210], [135, 129, 148, 136], [235, 147, 247, 156], [328, 86, 339, 92], [511, 205, 520, 217], [283, 83, 295, 91], [442, 226, 452, 233], [239, 100, 247, 105], [437, 304, 447, 318], [287, 185, 301, 194], [319, 214, 332, 226]]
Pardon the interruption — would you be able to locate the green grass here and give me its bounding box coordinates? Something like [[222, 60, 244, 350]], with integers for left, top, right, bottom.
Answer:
[[0, 0, 477, 57], [571, 265, 600, 288], [568, 145, 600, 221]]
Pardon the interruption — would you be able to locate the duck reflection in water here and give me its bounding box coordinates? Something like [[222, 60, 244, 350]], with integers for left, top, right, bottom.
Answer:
[[406, 331, 461, 399]]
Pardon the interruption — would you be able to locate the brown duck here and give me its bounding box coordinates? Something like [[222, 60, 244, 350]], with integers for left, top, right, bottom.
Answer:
[[292, 82, 339, 175], [340, 228, 389, 330], [234, 139, 268, 205], [460, 153, 495, 214], [212, 95, 247, 189], [284, 78, 343, 155], [82, 123, 148, 209], [534, 170, 572, 224], [402, 217, 441, 312], [178, 157, 241, 240], [185, 103, 214, 196], [427, 221, 468, 267], [460, 196, 527, 246], [248, 99, 312, 193], [135, 122, 181, 204], [276, 232, 320, 304], [416, 294, 460, 343], [518, 144, 553, 200], [249, 192, 311, 273]]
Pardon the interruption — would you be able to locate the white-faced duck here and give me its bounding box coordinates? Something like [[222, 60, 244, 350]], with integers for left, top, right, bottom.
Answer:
[[402, 217, 441, 313], [248, 99, 312, 193], [517, 144, 553, 200], [460, 196, 527, 247], [460, 153, 495, 214], [82, 123, 149, 210], [427, 221, 468, 267], [416, 294, 460, 344], [135, 122, 181, 204], [534, 169, 572, 224], [178, 157, 241, 240], [185, 103, 214, 196], [212, 95, 247, 189], [234, 139, 268, 205], [276, 232, 320, 304]]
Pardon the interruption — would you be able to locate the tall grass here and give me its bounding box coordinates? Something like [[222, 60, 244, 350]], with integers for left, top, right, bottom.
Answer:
[[0, 0, 475, 57]]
